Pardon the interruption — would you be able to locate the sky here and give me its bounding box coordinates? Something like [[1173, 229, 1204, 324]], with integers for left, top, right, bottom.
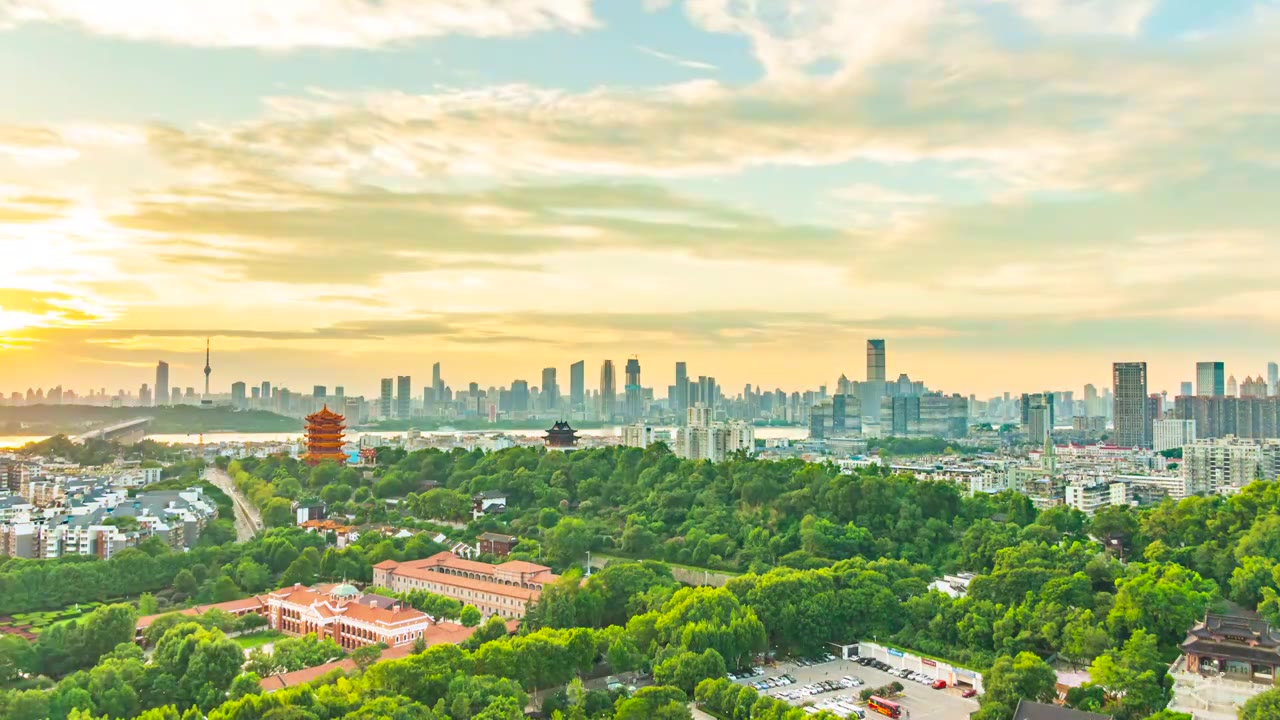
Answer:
[[0, 0, 1277, 399]]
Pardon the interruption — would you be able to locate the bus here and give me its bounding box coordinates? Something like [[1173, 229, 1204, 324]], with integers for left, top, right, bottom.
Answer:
[[867, 696, 902, 718]]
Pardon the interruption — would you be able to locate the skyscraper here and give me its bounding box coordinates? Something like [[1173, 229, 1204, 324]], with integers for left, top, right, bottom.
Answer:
[[261, 381, 271, 404], [866, 339, 886, 383], [380, 378, 393, 419], [569, 360, 585, 412], [1270, 362, 1278, 397], [624, 357, 642, 421], [1197, 361, 1225, 397], [432, 362, 443, 403], [1113, 362, 1149, 448], [511, 380, 530, 413], [674, 361, 688, 416], [396, 376, 412, 419], [231, 382, 247, 410], [541, 367, 559, 413], [599, 360, 616, 421], [1180, 381, 1194, 397], [155, 361, 169, 406], [1228, 375, 1239, 397]]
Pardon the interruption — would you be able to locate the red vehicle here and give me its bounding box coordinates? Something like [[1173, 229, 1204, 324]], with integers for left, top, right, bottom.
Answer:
[[868, 696, 902, 718], [961, 688, 978, 698], [931, 680, 947, 689]]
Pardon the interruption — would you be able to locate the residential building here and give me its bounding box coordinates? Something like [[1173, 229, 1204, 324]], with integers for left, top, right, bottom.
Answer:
[[677, 405, 755, 462], [373, 552, 559, 619], [1064, 480, 1127, 516], [1198, 361, 1226, 397], [1182, 437, 1280, 495], [1174, 395, 1280, 440], [1027, 401, 1052, 443], [1154, 419, 1197, 453], [478, 532, 518, 557], [231, 381, 247, 410], [622, 422, 654, 448], [1113, 362, 1149, 448]]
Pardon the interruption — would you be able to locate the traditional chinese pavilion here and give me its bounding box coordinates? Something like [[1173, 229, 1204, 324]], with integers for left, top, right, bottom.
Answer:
[[544, 421, 579, 451], [303, 405, 347, 466], [1181, 612, 1280, 684]]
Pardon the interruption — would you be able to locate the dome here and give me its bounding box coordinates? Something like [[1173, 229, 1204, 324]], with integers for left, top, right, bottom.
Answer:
[[331, 583, 360, 599]]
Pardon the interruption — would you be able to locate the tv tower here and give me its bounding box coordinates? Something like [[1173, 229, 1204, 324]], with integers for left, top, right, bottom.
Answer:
[[203, 337, 211, 398]]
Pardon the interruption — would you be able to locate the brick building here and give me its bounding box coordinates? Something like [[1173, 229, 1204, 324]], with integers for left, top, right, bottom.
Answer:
[[373, 552, 558, 619]]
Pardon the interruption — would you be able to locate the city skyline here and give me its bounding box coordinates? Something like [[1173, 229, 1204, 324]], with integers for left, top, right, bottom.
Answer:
[[1, 2, 1277, 395]]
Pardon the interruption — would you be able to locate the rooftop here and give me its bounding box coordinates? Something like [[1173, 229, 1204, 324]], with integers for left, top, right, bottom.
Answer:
[[1012, 700, 1112, 720]]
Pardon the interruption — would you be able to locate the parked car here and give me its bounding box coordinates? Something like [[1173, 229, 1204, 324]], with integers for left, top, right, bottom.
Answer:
[[932, 680, 948, 689], [962, 688, 978, 698]]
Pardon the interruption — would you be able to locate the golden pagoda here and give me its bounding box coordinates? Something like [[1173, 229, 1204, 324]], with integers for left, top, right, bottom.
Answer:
[[303, 405, 347, 466]]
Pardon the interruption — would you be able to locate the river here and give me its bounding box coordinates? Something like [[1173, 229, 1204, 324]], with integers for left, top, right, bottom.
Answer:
[[0, 425, 809, 449]]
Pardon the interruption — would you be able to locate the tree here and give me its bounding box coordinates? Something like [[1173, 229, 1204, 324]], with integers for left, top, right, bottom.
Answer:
[[653, 648, 727, 695], [228, 672, 262, 700], [351, 642, 385, 671], [461, 605, 483, 627], [262, 497, 294, 528], [138, 592, 160, 616], [1242, 687, 1280, 720], [543, 517, 594, 570], [976, 652, 1057, 720], [279, 554, 317, 587], [211, 575, 241, 602], [0, 634, 34, 683], [614, 686, 691, 720], [235, 559, 271, 593], [1108, 563, 1217, 646], [173, 568, 199, 597], [1087, 630, 1171, 720]]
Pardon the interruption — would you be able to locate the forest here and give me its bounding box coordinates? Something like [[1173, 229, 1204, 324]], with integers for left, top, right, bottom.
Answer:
[[7, 444, 1280, 718]]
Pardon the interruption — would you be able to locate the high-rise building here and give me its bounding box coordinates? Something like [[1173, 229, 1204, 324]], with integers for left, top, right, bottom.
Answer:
[[569, 361, 585, 412], [541, 367, 559, 413], [622, 422, 654, 449], [1228, 375, 1239, 398], [261, 382, 271, 403], [396, 376, 412, 419], [335, 386, 345, 401], [624, 358, 642, 421], [1113, 362, 1149, 448], [866, 339, 886, 383], [231, 382, 247, 410], [379, 378, 393, 419], [1181, 381, 1194, 398], [511, 380, 530, 413], [1270, 362, 1279, 397], [155, 362, 169, 406], [139, 384, 151, 407], [1242, 376, 1269, 399], [1183, 437, 1280, 495], [1197, 362, 1225, 397], [432, 362, 443, 403], [1027, 401, 1051, 444], [674, 361, 688, 417], [1153, 419, 1196, 453], [313, 385, 327, 399], [599, 361, 616, 421]]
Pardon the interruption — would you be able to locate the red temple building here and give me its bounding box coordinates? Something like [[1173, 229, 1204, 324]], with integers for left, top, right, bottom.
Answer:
[[303, 405, 348, 466]]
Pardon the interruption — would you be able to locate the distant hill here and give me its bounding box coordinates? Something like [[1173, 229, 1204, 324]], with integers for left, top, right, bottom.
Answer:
[[0, 404, 303, 435]]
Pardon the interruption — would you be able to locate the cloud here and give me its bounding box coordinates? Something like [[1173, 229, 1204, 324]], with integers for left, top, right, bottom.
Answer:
[[0, 288, 107, 330], [108, 180, 857, 284], [0, 125, 78, 165], [635, 44, 718, 71], [0, 0, 598, 48]]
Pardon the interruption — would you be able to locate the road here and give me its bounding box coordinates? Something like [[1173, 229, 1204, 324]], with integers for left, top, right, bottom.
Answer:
[[205, 466, 263, 541]]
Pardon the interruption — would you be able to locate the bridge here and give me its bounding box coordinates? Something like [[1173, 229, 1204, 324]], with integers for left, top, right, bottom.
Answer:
[[77, 417, 152, 444]]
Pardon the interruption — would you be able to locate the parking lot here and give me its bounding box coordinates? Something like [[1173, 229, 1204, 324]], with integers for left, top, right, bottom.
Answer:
[[732, 655, 980, 720]]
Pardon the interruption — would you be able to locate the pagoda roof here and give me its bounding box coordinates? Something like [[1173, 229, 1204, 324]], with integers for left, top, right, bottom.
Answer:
[[305, 405, 346, 423], [546, 420, 578, 435]]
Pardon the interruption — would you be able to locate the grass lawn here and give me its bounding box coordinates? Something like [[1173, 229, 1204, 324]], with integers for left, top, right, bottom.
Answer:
[[234, 630, 285, 649]]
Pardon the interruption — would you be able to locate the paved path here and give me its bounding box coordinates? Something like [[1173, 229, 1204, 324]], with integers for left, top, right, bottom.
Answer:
[[205, 466, 263, 541]]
